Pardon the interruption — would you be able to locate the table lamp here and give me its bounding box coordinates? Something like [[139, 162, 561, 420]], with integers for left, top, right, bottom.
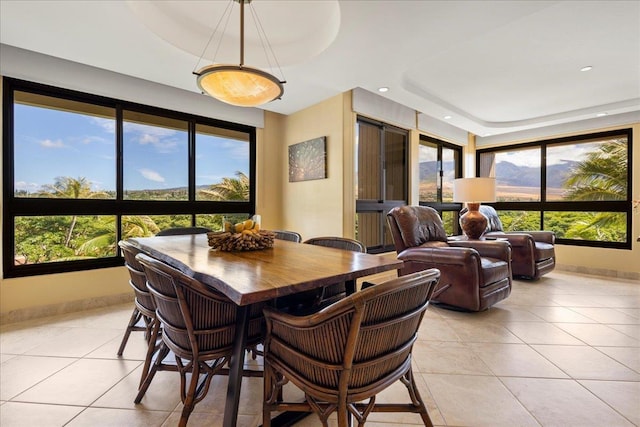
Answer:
[[453, 177, 496, 239]]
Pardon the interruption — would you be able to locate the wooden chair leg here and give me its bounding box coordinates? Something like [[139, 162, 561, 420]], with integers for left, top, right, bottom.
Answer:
[[262, 361, 278, 427], [337, 404, 349, 427], [138, 318, 161, 388], [401, 368, 433, 427], [134, 343, 170, 403], [178, 360, 201, 427], [117, 307, 142, 356]]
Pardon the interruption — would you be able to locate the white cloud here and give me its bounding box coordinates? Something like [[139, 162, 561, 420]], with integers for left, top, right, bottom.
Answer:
[[197, 174, 227, 183], [140, 136, 178, 154], [546, 142, 599, 165], [221, 139, 249, 160], [495, 141, 601, 167], [199, 136, 249, 161], [40, 139, 65, 148], [496, 149, 540, 167], [139, 133, 159, 144], [90, 117, 116, 133], [15, 181, 41, 192], [122, 122, 183, 154], [81, 135, 110, 145], [419, 147, 437, 163], [124, 122, 178, 138], [139, 168, 165, 183]]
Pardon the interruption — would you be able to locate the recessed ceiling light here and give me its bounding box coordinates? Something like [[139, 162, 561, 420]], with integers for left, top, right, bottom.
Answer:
[[444, 115, 452, 120], [580, 66, 593, 72], [596, 112, 608, 117], [378, 87, 389, 93]]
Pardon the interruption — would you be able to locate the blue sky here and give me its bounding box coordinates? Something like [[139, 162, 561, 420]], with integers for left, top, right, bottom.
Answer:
[[14, 104, 249, 194]]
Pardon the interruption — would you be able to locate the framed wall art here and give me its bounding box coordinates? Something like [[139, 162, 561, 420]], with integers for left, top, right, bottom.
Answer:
[[288, 136, 327, 182]]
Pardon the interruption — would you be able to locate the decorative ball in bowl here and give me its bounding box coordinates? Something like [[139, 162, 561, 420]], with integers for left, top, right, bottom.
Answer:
[[207, 219, 275, 251]]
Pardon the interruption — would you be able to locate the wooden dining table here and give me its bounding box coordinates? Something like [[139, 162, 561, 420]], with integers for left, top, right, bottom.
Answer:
[[128, 234, 403, 427]]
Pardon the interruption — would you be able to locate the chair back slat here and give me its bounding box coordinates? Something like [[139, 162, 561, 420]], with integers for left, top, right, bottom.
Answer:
[[303, 236, 367, 303], [155, 226, 210, 236], [268, 309, 354, 389], [303, 236, 366, 253], [273, 230, 302, 242], [349, 340, 414, 389], [182, 285, 237, 351], [271, 311, 353, 363]]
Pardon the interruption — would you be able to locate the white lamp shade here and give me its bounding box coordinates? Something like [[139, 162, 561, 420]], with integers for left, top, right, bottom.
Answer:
[[453, 177, 496, 203]]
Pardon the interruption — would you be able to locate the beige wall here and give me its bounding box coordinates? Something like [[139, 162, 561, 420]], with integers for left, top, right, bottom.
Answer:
[[275, 93, 349, 240], [0, 268, 131, 323], [255, 111, 285, 232]]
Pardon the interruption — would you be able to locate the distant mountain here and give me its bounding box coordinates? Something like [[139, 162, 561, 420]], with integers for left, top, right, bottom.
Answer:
[[418, 159, 579, 188], [496, 160, 579, 188], [419, 161, 437, 178], [419, 160, 455, 180], [550, 160, 581, 187]]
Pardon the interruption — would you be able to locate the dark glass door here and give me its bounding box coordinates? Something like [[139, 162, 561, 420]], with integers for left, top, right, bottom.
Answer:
[[355, 117, 408, 253]]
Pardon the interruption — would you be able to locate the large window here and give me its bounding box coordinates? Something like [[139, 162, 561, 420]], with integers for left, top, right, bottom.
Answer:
[[3, 78, 256, 277], [418, 135, 462, 235], [478, 129, 632, 248]]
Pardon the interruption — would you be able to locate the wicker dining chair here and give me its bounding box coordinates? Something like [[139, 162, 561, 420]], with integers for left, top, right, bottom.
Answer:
[[135, 253, 264, 427], [273, 230, 303, 243], [262, 268, 440, 427], [117, 240, 159, 386], [155, 226, 211, 236], [304, 236, 366, 253], [304, 236, 367, 305]]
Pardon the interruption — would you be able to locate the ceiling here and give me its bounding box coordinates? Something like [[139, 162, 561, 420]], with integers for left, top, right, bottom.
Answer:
[[1, 0, 639, 137]]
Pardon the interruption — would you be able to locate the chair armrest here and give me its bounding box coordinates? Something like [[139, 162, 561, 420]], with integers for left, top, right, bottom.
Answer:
[[398, 246, 480, 267], [264, 296, 354, 329], [486, 233, 533, 248], [448, 240, 511, 261], [523, 231, 555, 244], [489, 230, 555, 244]]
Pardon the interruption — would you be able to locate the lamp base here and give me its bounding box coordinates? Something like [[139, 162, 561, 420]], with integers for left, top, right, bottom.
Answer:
[[459, 203, 488, 240]]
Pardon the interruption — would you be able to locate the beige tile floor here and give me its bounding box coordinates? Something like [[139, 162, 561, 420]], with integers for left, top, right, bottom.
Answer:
[[1, 270, 639, 426]]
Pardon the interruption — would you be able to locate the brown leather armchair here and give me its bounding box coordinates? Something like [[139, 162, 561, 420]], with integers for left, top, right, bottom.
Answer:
[[387, 205, 512, 311], [479, 205, 556, 280]]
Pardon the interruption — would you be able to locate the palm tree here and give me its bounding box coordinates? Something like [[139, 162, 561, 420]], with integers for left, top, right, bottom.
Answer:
[[121, 215, 161, 239], [76, 215, 159, 258], [563, 139, 627, 201], [198, 171, 249, 201], [38, 176, 109, 247], [563, 139, 628, 238]]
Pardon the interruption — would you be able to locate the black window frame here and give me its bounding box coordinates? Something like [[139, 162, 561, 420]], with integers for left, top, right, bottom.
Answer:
[[476, 128, 633, 249], [2, 77, 257, 278], [417, 135, 463, 233]]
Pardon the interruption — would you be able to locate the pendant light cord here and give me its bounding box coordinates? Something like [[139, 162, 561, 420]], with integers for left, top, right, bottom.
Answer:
[[248, 3, 286, 83], [193, 0, 234, 73]]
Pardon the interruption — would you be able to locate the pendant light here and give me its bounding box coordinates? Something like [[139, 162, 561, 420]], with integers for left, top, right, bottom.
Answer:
[[194, 0, 285, 107]]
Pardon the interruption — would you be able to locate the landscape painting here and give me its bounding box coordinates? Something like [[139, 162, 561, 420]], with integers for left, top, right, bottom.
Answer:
[[288, 137, 327, 182]]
